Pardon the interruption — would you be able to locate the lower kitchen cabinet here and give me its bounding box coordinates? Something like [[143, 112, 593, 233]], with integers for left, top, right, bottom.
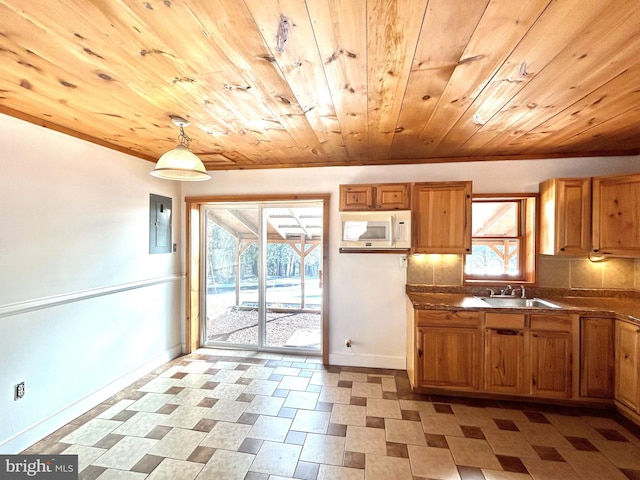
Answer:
[[580, 317, 614, 398], [529, 313, 574, 399], [483, 313, 573, 398], [485, 313, 527, 394], [412, 310, 482, 391], [615, 319, 640, 412], [407, 301, 640, 427], [408, 308, 576, 400], [418, 326, 481, 390], [485, 328, 527, 393], [531, 330, 573, 398]]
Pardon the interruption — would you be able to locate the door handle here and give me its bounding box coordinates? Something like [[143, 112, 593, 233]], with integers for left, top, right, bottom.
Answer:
[[495, 329, 519, 336]]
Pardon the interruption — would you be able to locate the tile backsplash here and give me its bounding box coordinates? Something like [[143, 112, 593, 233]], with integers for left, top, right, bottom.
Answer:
[[407, 254, 464, 286], [537, 255, 638, 289], [407, 254, 640, 290]]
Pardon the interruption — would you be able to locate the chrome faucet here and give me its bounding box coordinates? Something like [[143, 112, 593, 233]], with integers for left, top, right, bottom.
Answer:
[[487, 285, 525, 297], [502, 285, 514, 296]]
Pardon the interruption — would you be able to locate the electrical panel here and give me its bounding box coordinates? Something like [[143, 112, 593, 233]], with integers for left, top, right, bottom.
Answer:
[[149, 194, 172, 254]]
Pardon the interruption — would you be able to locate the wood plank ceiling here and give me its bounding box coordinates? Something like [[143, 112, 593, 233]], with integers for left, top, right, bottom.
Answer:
[[0, 0, 639, 171]]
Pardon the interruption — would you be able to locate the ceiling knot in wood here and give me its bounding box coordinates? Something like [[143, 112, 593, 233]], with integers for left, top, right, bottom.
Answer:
[[83, 48, 104, 60], [171, 77, 195, 84], [276, 14, 292, 53]]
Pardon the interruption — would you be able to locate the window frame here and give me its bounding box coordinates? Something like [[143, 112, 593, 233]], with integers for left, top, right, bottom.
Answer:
[[463, 193, 537, 285]]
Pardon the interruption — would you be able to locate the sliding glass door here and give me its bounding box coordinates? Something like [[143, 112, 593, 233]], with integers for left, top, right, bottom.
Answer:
[[201, 200, 323, 354]]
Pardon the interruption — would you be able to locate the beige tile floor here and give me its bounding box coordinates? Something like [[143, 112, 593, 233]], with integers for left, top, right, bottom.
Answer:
[[23, 348, 640, 480]]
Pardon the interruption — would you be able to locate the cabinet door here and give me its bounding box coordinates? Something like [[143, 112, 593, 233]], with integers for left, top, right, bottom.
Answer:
[[485, 329, 527, 394], [592, 173, 640, 257], [417, 326, 481, 390], [539, 178, 591, 255], [376, 184, 410, 210], [412, 182, 472, 254], [531, 331, 572, 398], [580, 317, 614, 398], [340, 185, 374, 210], [615, 320, 640, 411]]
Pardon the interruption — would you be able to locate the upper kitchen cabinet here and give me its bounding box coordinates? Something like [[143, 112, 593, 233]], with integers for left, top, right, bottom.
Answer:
[[339, 183, 410, 211], [539, 178, 591, 255], [412, 181, 472, 254], [592, 173, 640, 257]]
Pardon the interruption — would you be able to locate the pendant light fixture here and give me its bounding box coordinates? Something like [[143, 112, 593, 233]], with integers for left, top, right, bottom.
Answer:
[[151, 116, 211, 181]]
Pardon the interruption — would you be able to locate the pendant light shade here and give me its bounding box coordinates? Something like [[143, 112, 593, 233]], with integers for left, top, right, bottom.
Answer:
[[151, 117, 211, 181]]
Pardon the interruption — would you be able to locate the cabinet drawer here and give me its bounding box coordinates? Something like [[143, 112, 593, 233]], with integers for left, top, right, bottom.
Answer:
[[417, 310, 481, 328], [530, 314, 572, 332], [485, 313, 526, 329]]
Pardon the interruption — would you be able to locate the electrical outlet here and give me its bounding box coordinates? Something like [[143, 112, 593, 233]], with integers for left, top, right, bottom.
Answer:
[[15, 382, 25, 400]]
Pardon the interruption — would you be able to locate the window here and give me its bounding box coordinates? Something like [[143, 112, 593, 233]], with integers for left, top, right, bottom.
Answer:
[[464, 195, 536, 283]]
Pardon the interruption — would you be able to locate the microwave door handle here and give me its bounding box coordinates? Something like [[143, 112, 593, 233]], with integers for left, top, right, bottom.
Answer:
[[389, 215, 394, 247]]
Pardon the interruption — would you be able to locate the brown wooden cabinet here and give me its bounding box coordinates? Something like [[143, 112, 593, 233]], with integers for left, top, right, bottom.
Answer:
[[339, 183, 410, 211], [412, 181, 472, 254], [529, 314, 573, 399], [580, 317, 614, 398], [408, 307, 579, 401], [531, 330, 573, 398], [412, 310, 482, 391], [485, 312, 573, 398], [484, 313, 527, 394], [539, 178, 591, 255], [483, 312, 573, 398], [615, 319, 640, 412], [592, 173, 640, 257]]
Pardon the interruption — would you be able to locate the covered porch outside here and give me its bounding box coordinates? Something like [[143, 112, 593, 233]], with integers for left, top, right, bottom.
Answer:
[[204, 204, 323, 352]]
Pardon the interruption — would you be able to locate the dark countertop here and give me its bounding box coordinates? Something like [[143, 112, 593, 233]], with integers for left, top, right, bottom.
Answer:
[[406, 289, 640, 325]]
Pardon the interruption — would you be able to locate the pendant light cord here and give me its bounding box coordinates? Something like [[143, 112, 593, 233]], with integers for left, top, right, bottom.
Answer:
[[178, 125, 191, 148]]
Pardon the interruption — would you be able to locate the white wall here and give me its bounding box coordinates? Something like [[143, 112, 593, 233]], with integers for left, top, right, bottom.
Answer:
[[182, 156, 640, 369], [0, 114, 184, 453]]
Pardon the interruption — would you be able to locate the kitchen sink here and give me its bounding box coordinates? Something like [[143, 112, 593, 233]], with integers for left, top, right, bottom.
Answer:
[[475, 297, 561, 309]]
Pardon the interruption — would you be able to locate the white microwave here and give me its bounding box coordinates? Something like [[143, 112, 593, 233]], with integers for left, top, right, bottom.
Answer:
[[339, 210, 412, 250]]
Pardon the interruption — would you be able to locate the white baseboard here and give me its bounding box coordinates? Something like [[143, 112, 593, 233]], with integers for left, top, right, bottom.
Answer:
[[0, 344, 182, 454], [328, 352, 406, 370]]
